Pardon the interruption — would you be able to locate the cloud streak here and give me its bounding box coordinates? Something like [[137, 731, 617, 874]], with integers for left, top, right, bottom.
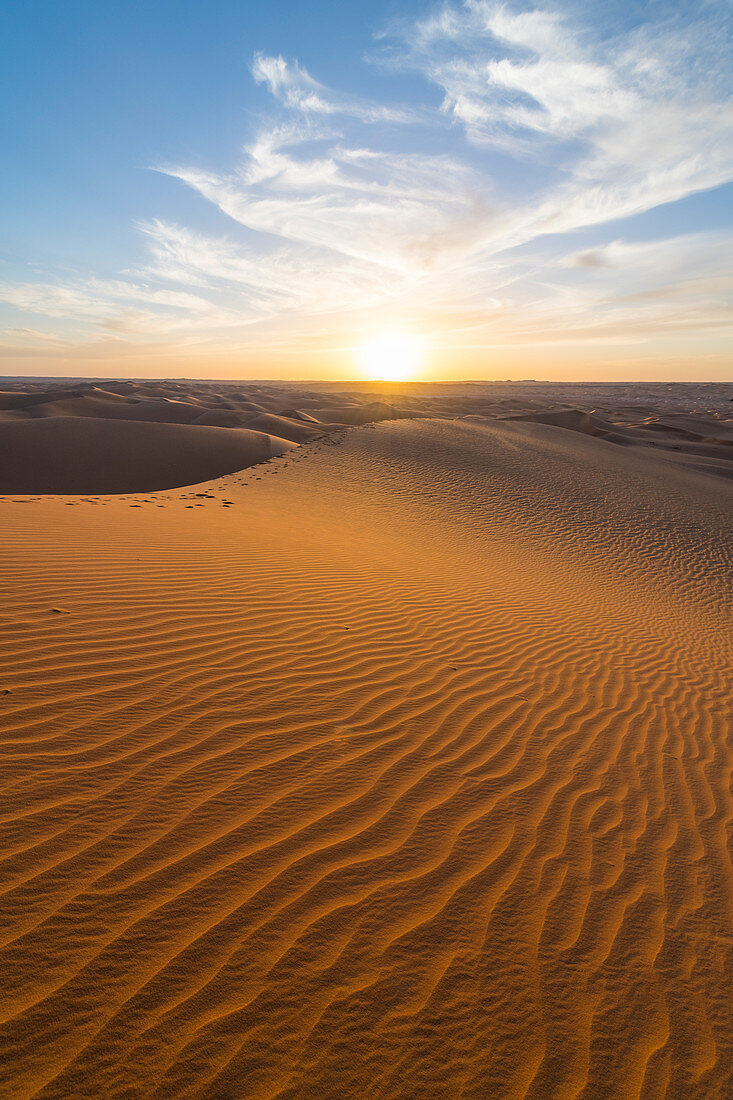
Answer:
[[251, 53, 412, 122]]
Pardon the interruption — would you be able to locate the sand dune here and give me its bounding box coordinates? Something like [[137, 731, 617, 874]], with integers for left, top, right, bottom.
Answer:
[[0, 416, 295, 493], [0, 387, 731, 1098], [503, 406, 622, 437], [26, 396, 205, 423]]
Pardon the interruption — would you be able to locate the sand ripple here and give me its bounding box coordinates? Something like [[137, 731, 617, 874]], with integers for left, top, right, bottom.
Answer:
[[0, 419, 731, 1098]]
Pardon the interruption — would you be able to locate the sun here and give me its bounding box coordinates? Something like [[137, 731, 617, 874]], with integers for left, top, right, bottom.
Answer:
[[355, 331, 425, 382]]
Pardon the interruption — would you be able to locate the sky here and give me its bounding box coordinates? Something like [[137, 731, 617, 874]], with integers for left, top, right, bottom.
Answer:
[[1, 0, 731, 381]]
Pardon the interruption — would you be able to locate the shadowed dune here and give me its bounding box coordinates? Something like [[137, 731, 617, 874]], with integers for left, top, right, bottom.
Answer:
[[502, 406, 624, 438], [223, 412, 325, 442], [0, 417, 295, 493], [0, 404, 731, 1098], [500, 406, 733, 477]]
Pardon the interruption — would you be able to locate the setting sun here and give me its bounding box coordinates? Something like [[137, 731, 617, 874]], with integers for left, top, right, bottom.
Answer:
[[356, 332, 426, 381]]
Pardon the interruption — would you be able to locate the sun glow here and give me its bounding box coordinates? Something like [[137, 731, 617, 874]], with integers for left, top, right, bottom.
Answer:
[[356, 331, 426, 382]]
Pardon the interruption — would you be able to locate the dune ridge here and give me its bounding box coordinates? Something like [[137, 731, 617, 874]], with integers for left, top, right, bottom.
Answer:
[[0, 407, 731, 1097]]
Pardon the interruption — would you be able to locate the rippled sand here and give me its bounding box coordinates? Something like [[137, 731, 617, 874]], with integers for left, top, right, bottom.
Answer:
[[0, 387, 731, 1097]]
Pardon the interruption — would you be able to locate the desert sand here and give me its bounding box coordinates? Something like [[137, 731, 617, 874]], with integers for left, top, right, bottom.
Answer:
[[0, 378, 731, 1098]]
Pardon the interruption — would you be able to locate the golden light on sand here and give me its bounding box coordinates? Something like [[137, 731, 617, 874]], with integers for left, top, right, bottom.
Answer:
[[2, 376, 733, 1097], [356, 331, 425, 381]]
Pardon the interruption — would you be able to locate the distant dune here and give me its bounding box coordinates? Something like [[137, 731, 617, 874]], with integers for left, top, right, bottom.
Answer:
[[0, 381, 731, 1096], [1, 378, 731, 494], [0, 416, 295, 493]]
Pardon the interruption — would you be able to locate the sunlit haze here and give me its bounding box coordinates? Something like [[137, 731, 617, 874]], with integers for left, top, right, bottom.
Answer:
[[356, 332, 426, 381], [1, 0, 731, 380]]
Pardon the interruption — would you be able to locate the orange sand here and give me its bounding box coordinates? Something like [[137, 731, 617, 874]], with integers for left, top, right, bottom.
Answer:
[[0, 382, 731, 1097]]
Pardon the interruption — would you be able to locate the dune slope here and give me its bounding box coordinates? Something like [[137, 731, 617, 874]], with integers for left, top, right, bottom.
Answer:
[[0, 416, 295, 493], [0, 418, 731, 1098]]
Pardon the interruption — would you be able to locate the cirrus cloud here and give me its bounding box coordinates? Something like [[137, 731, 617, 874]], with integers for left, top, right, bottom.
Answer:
[[1, 1, 731, 375]]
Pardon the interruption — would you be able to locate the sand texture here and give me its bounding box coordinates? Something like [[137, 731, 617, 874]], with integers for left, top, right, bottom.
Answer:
[[0, 380, 731, 1098]]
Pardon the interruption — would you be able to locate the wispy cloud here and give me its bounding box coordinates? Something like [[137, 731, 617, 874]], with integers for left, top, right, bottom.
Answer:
[[147, 1, 733, 328], [504, 231, 733, 343], [2, 1, 731, 375], [398, 0, 733, 236], [138, 218, 400, 314], [158, 135, 491, 274], [0, 276, 243, 340], [0, 278, 213, 318], [251, 53, 411, 122]]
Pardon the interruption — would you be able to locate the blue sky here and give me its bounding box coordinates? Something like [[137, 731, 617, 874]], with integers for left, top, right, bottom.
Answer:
[[1, 0, 731, 379]]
